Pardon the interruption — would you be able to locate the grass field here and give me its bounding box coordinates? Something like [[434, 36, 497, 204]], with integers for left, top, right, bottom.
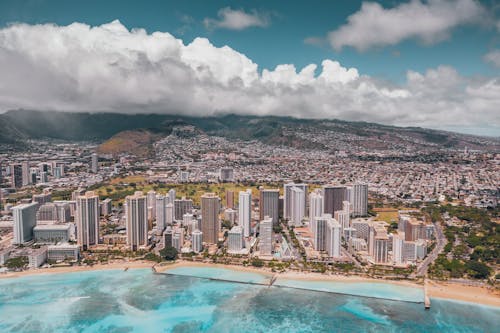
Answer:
[[94, 175, 285, 206], [373, 208, 399, 223]]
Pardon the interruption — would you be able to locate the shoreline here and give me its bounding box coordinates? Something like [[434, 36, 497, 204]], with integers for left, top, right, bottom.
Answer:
[[1, 260, 498, 307]]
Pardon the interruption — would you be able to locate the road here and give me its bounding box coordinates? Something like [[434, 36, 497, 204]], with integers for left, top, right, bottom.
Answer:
[[415, 220, 446, 277], [341, 246, 362, 269]]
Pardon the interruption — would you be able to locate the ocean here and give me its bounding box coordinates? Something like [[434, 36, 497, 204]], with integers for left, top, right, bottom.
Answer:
[[0, 267, 498, 332]]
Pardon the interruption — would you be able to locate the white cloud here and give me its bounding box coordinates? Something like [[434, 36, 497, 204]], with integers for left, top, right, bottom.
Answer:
[[203, 7, 270, 31], [0, 20, 498, 134], [328, 0, 486, 51], [484, 50, 500, 68]]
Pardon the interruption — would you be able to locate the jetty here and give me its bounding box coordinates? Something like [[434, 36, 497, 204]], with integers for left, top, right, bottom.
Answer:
[[423, 280, 431, 310]]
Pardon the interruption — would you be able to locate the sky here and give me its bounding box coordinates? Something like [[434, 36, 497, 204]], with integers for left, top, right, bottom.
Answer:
[[0, 0, 498, 136]]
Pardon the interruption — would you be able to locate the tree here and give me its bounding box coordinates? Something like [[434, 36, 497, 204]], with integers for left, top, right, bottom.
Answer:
[[251, 257, 264, 267], [466, 261, 491, 279], [5, 256, 28, 269], [160, 246, 178, 261]]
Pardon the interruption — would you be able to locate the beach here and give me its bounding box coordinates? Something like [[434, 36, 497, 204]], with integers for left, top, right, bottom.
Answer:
[[1, 259, 498, 307]]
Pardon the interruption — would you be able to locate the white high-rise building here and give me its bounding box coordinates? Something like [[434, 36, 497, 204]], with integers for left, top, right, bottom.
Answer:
[[392, 233, 404, 265], [284, 183, 308, 219], [147, 190, 157, 220], [313, 215, 329, 251], [183, 213, 194, 227], [12, 202, 37, 244], [238, 190, 252, 237], [335, 202, 350, 231], [172, 227, 185, 251], [126, 191, 148, 251], [352, 183, 368, 217], [192, 229, 203, 253], [227, 226, 244, 253], [156, 195, 167, 233], [91, 153, 98, 173], [166, 203, 174, 226], [309, 190, 323, 231], [259, 216, 273, 255], [168, 189, 176, 205], [76, 191, 99, 250], [290, 187, 305, 226], [326, 218, 342, 258]]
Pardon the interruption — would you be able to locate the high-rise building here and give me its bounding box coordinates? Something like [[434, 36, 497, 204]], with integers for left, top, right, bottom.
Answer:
[[172, 228, 184, 251], [352, 220, 370, 241], [201, 193, 220, 244], [224, 208, 237, 225], [238, 190, 252, 237], [283, 183, 308, 219], [392, 233, 404, 265], [147, 190, 157, 220], [352, 183, 368, 217], [192, 229, 203, 253], [10, 164, 23, 188], [290, 187, 305, 226], [227, 226, 244, 253], [174, 197, 193, 221], [313, 215, 329, 251], [334, 209, 350, 231], [322, 185, 347, 216], [76, 191, 99, 250], [165, 203, 174, 226], [168, 189, 176, 205], [22, 162, 30, 186], [259, 216, 273, 255], [226, 190, 235, 209], [125, 191, 148, 251], [32, 192, 52, 206], [163, 227, 173, 248], [100, 198, 112, 216], [12, 202, 37, 244], [259, 187, 279, 226], [326, 217, 342, 258], [91, 153, 98, 173], [219, 167, 234, 182], [374, 235, 389, 263], [309, 189, 323, 230], [156, 195, 167, 233]]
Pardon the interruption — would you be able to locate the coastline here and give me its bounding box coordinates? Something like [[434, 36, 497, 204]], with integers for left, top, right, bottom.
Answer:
[[1, 260, 498, 307]]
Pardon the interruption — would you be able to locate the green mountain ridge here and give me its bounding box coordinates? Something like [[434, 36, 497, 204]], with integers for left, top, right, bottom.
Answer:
[[0, 109, 498, 151]]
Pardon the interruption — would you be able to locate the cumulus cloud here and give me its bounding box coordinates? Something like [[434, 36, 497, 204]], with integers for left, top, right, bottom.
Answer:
[[0, 20, 498, 134], [484, 50, 500, 68], [329, 0, 486, 51], [203, 7, 270, 30]]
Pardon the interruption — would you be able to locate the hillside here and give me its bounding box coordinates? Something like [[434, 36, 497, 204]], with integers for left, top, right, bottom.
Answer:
[[0, 110, 498, 152]]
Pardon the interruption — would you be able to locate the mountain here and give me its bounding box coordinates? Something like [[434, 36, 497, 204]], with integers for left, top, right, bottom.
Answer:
[[0, 109, 498, 152]]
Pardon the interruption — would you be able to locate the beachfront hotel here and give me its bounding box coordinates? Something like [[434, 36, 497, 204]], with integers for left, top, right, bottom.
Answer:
[[201, 193, 220, 244], [12, 202, 37, 244], [76, 191, 99, 250], [125, 191, 148, 251]]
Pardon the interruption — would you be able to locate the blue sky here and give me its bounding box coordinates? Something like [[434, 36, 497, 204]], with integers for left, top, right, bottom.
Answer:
[[0, 0, 498, 135], [0, 0, 497, 81]]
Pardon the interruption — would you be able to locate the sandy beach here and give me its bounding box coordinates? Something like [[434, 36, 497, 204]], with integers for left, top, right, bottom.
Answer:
[[1, 260, 498, 308], [426, 279, 500, 307], [0, 260, 155, 279]]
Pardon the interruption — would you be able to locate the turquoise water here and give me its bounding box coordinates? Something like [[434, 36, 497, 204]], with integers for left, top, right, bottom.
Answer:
[[0, 268, 498, 332]]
